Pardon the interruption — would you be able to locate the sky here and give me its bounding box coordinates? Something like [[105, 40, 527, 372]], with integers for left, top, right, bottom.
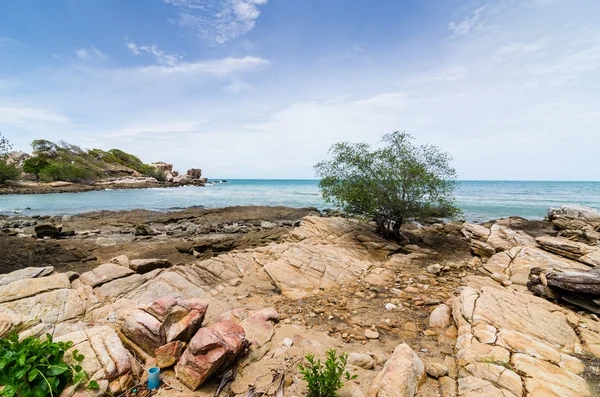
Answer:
[[0, 0, 599, 180]]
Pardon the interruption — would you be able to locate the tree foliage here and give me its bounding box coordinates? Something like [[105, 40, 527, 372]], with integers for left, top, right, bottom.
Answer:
[[22, 157, 50, 180], [0, 132, 13, 156], [298, 349, 356, 397], [315, 132, 460, 237]]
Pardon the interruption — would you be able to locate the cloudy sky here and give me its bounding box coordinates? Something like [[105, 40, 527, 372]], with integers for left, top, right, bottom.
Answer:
[[0, 0, 598, 180]]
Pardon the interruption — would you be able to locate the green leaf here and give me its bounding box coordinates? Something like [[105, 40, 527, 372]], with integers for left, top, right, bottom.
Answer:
[[88, 380, 100, 390], [47, 364, 69, 376], [17, 353, 26, 366], [3, 385, 15, 397], [28, 369, 39, 382]]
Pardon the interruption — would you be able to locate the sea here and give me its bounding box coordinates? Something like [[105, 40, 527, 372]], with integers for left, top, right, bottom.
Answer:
[[0, 180, 599, 222]]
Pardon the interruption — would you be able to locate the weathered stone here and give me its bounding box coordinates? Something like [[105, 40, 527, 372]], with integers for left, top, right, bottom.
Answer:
[[57, 326, 135, 397], [365, 329, 380, 339], [79, 263, 134, 287], [239, 307, 279, 348], [155, 340, 186, 368], [134, 224, 154, 236], [429, 304, 451, 329], [368, 343, 425, 397], [119, 297, 208, 355], [536, 235, 592, 260], [348, 353, 375, 370], [512, 353, 590, 396], [129, 258, 171, 274], [0, 266, 54, 287], [438, 376, 457, 397], [35, 224, 61, 238], [427, 264, 442, 275], [175, 320, 247, 390], [110, 255, 130, 267], [425, 362, 448, 378], [0, 273, 70, 303]]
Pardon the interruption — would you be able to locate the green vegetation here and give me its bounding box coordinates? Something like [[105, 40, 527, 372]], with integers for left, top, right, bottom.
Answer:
[[23, 139, 165, 183], [0, 132, 19, 184], [314, 131, 460, 238], [22, 157, 50, 180], [0, 332, 99, 397], [0, 161, 20, 184], [298, 349, 357, 397]]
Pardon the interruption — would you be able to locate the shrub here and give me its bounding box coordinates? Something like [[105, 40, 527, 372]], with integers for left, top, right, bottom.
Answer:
[[315, 132, 460, 238], [39, 162, 99, 184], [0, 161, 19, 184], [0, 332, 98, 397], [138, 164, 166, 182], [22, 157, 50, 180], [298, 349, 357, 397]]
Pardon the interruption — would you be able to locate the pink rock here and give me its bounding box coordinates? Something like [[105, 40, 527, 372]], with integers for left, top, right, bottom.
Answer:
[[119, 296, 208, 356], [155, 341, 187, 369], [175, 320, 247, 390]]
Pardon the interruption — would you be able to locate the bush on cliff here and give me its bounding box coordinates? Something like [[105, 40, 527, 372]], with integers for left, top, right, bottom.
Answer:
[[39, 162, 99, 184], [315, 131, 460, 239], [0, 161, 19, 184]]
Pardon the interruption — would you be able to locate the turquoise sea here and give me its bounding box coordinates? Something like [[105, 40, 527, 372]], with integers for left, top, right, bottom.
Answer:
[[0, 180, 599, 222]]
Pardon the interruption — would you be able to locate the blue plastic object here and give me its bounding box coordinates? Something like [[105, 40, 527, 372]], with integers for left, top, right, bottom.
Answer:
[[148, 367, 160, 390]]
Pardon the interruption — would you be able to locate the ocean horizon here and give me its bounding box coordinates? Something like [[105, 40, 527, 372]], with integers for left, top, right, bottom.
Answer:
[[1, 179, 599, 222]]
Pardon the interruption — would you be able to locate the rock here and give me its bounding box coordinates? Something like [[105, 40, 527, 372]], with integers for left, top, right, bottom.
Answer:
[[536, 235, 593, 260], [282, 338, 293, 347], [175, 320, 247, 390], [365, 329, 380, 339], [119, 296, 208, 355], [425, 362, 448, 378], [34, 224, 61, 238], [5, 151, 30, 167], [260, 221, 277, 229], [438, 376, 457, 397], [368, 343, 425, 397], [134, 224, 154, 236], [110, 255, 130, 267], [0, 273, 70, 304], [79, 263, 135, 288], [427, 264, 442, 275], [364, 268, 396, 286], [348, 353, 375, 370], [384, 303, 397, 311], [549, 205, 600, 223], [0, 266, 54, 287], [129, 258, 172, 274], [155, 340, 186, 369], [429, 304, 451, 329], [56, 326, 135, 397]]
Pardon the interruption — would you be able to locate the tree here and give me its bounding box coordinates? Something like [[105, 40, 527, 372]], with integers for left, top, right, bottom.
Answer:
[[23, 156, 50, 179], [314, 131, 460, 238], [0, 132, 13, 156], [0, 132, 19, 184]]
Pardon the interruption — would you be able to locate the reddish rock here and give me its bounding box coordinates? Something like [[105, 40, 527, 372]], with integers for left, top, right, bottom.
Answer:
[[175, 320, 247, 390], [155, 341, 187, 369], [119, 297, 208, 355]]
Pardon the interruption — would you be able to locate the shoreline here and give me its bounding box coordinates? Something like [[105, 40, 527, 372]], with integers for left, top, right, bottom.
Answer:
[[0, 179, 206, 195], [1, 204, 599, 395]]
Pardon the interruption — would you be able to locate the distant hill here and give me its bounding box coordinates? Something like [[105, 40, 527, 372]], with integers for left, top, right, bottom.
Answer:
[[6, 139, 203, 185]]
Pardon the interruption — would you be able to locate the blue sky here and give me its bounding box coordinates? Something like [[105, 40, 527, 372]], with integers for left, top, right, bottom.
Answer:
[[0, 0, 599, 180]]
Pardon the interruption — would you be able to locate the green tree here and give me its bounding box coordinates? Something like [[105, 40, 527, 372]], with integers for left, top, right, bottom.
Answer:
[[0, 133, 19, 184], [315, 131, 460, 238], [0, 132, 12, 156], [22, 157, 50, 180]]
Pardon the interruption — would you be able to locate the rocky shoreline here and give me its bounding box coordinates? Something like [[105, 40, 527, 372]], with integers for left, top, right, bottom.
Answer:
[[0, 178, 206, 195], [1, 205, 600, 396]]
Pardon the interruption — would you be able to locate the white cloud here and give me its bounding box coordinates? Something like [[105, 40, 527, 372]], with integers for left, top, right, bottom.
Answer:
[[136, 56, 269, 76], [126, 40, 180, 66], [448, 5, 490, 36], [76, 46, 107, 60], [164, 0, 269, 44], [0, 106, 71, 124], [0, 37, 14, 46], [223, 79, 251, 92]]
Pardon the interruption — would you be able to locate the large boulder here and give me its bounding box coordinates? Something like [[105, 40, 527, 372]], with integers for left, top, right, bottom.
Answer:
[[368, 343, 425, 397], [57, 326, 136, 397], [175, 320, 247, 390], [119, 296, 208, 355]]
